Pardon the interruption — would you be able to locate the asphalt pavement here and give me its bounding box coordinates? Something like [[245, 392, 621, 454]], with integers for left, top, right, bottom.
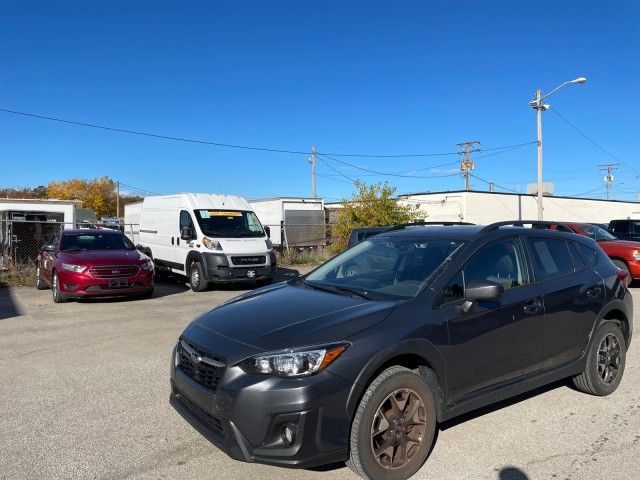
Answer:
[[0, 271, 638, 480]]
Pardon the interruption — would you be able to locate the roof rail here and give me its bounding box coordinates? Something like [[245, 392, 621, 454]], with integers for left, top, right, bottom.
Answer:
[[479, 220, 573, 234], [385, 221, 475, 232]]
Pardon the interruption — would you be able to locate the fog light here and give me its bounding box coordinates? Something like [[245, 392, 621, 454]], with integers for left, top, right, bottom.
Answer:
[[64, 284, 79, 290], [281, 424, 297, 446]]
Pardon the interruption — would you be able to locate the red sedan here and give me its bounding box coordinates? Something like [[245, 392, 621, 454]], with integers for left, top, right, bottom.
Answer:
[[36, 229, 154, 303], [558, 222, 640, 281]]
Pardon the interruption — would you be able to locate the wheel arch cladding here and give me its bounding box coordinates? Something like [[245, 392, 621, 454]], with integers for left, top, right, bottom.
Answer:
[[601, 306, 631, 345], [185, 251, 204, 277], [346, 339, 447, 422]]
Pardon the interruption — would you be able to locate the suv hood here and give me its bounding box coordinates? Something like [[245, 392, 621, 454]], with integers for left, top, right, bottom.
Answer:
[[191, 283, 396, 352]]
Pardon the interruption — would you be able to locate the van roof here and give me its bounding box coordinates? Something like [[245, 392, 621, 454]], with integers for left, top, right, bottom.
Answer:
[[142, 193, 252, 211]]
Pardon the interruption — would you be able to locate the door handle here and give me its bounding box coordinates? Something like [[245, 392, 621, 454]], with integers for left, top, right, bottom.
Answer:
[[523, 299, 543, 314], [171, 237, 174, 245]]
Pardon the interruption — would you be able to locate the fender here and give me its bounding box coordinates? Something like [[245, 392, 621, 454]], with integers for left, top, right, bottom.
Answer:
[[185, 250, 206, 279], [590, 298, 632, 346], [345, 338, 448, 421]]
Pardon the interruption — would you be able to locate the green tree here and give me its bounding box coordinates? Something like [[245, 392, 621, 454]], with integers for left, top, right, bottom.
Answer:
[[331, 181, 421, 252]]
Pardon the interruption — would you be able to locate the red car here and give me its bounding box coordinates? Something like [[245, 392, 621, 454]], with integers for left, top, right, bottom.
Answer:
[[36, 229, 154, 303], [554, 222, 640, 282]]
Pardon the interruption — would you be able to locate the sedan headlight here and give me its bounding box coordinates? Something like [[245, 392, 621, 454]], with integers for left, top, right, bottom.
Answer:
[[241, 343, 349, 377], [202, 237, 222, 251], [62, 263, 87, 273], [633, 250, 640, 262], [141, 259, 154, 270]]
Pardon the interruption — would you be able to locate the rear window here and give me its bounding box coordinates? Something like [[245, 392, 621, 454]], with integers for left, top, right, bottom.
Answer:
[[574, 242, 598, 266], [528, 237, 574, 280]]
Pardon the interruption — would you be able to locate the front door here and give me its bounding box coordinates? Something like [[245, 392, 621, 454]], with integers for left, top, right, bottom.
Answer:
[[442, 237, 545, 403]]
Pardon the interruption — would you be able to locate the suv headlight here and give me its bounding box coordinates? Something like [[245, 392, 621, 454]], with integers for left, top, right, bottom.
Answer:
[[240, 343, 349, 377], [202, 237, 222, 251], [62, 263, 87, 273], [141, 259, 154, 270], [633, 250, 640, 262]]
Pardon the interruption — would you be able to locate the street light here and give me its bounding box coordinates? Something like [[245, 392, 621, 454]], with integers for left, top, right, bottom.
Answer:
[[530, 76, 587, 220]]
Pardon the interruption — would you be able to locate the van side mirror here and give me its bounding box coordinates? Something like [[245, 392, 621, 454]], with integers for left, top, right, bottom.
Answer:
[[264, 226, 271, 238], [461, 280, 504, 313], [180, 227, 195, 241]]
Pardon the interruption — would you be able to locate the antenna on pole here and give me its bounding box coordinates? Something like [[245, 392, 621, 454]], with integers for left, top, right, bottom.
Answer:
[[457, 140, 481, 191], [599, 163, 619, 200]]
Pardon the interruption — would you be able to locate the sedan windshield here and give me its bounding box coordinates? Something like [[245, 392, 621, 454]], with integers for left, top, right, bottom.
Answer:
[[60, 233, 135, 251], [305, 236, 464, 299], [195, 209, 265, 238], [582, 224, 617, 241]]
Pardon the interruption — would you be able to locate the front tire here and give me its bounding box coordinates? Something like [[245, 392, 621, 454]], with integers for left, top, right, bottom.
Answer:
[[573, 322, 626, 396], [189, 261, 208, 292], [347, 366, 437, 480], [51, 271, 68, 303]]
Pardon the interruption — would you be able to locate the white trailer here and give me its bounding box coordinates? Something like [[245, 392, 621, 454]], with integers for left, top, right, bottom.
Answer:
[[249, 197, 325, 248]]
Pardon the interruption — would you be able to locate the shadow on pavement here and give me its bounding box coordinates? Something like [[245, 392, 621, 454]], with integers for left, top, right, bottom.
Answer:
[[0, 287, 22, 320], [500, 466, 530, 479]]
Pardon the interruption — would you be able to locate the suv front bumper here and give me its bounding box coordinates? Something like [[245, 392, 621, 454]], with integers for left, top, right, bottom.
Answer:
[[169, 345, 350, 468]]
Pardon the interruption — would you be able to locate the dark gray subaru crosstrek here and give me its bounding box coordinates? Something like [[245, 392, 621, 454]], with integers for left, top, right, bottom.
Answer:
[[170, 221, 633, 480]]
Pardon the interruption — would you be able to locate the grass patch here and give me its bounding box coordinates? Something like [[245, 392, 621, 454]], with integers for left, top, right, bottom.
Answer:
[[278, 247, 333, 266], [0, 264, 37, 288]]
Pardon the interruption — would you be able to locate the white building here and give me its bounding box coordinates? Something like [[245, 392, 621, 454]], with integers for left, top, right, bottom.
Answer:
[[397, 190, 640, 224], [249, 197, 325, 247]]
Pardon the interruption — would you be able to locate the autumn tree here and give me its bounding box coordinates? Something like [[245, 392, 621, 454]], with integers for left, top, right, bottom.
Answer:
[[46, 176, 118, 218], [330, 181, 421, 252]]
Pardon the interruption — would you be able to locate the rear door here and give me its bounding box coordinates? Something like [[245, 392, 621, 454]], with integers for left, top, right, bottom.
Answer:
[[442, 236, 545, 402], [526, 236, 604, 369]]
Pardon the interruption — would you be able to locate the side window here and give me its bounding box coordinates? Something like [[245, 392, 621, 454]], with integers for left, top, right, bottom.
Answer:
[[464, 238, 528, 290], [180, 210, 195, 231], [610, 221, 627, 234], [575, 242, 598, 266], [632, 221, 640, 234], [442, 270, 464, 303], [567, 241, 586, 269], [528, 237, 574, 280]]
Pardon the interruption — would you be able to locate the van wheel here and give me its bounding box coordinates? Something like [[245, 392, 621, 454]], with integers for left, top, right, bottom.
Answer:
[[36, 265, 48, 290], [573, 322, 626, 396], [347, 366, 436, 480], [189, 261, 208, 292], [52, 271, 68, 303]]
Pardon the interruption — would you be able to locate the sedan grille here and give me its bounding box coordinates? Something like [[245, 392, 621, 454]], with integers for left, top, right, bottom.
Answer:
[[89, 265, 139, 278], [231, 255, 266, 266], [178, 340, 224, 390]]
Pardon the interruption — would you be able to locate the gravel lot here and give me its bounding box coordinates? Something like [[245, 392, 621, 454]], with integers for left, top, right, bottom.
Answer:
[[0, 270, 638, 480]]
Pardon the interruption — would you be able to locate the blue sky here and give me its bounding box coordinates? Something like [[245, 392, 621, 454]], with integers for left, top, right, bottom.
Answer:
[[1, 1, 639, 202]]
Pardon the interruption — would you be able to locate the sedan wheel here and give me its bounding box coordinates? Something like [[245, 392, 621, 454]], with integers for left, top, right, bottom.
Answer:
[[51, 272, 68, 303]]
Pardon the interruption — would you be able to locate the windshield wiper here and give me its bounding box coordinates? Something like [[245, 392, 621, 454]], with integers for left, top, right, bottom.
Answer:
[[304, 281, 372, 300]]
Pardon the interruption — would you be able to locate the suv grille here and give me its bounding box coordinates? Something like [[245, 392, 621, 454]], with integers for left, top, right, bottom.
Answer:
[[89, 265, 139, 278], [231, 255, 266, 266], [178, 340, 223, 390]]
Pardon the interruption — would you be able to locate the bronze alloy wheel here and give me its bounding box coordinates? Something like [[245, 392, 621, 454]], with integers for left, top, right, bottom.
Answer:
[[370, 388, 427, 470], [597, 333, 621, 385]]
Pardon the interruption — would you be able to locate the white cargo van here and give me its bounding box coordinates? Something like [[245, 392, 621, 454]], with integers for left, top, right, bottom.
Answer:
[[125, 193, 276, 291]]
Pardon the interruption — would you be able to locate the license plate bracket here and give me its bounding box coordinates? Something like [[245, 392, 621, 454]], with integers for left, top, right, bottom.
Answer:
[[109, 278, 129, 288]]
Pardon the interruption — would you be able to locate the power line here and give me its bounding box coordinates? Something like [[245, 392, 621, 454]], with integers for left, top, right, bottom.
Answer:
[[316, 156, 357, 184], [118, 182, 161, 196], [0, 107, 312, 155], [318, 153, 460, 179], [549, 106, 639, 175], [457, 140, 481, 191], [0, 106, 537, 159], [469, 173, 519, 193], [315, 173, 354, 185]]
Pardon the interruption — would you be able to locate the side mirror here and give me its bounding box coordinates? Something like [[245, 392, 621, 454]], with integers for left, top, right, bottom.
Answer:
[[41, 244, 55, 252], [264, 226, 271, 238], [180, 227, 195, 241], [461, 280, 504, 313]]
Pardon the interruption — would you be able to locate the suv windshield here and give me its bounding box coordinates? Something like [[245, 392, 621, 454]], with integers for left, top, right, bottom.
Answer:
[[581, 224, 617, 241], [60, 233, 135, 251], [195, 209, 265, 238], [305, 236, 464, 299]]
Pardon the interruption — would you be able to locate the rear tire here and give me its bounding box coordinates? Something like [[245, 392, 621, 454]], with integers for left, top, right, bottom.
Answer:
[[573, 322, 626, 396], [36, 265, 47, 290], [347, 366, 437, 480], [51, 271, 68, 303], [189, 261, 208, 292]]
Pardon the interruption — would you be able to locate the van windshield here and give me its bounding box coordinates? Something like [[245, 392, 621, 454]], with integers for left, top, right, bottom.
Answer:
[[194, 209, 265, 238]]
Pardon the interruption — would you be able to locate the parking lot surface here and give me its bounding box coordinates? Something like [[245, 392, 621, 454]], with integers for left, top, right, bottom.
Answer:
[[0, 271, 638, 480]]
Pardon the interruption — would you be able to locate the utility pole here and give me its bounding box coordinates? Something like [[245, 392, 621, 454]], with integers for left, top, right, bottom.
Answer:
[[599, 163, 619, 200], [308, 145, 317, 198], [116, 180, 120, 219], [457, 141, 481, 191]]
